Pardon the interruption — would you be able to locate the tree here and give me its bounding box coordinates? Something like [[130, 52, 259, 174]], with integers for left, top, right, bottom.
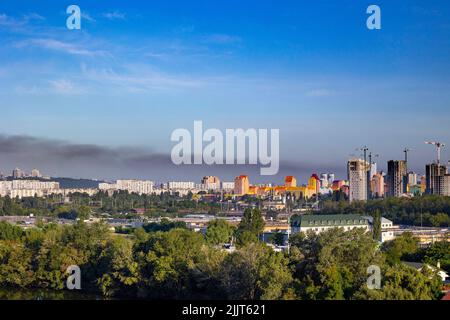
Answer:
[[290, 228, 383, 300], [355, 264, 442, 300], [429, 213, 450, 227], [219, 243, 293, 300], [372, 210, 382, 241], [382, 232, 418, 265], [97, 237, 139, 297], [205, 219, 234, 245], [0, 221, 23, 240], [76, 205, 91, 221], [422, 241, 450, 273], [236, 208, 265, 247], [136, 228, 206, 299], [269, 230, 285, 246]]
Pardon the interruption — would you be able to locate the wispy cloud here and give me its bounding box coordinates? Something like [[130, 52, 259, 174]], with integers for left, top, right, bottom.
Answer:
[[0, 12, 45, 28], [13, 38, 109, 57], [48, 79, 84, 95], [0, 13, 26, 28], [203, 33, 242, 44], [23, 13, 45, 21], [81, 12, 96, 23], [80, 63, 206, 92], [102, 11, 126, 20]]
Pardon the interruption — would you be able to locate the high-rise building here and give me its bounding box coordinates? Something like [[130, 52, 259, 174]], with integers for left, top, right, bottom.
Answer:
[[328, 173, 335, 186], [425, 163, 447, 195], [12, 168, 25, 179], [285, 176, 297, 187], [31, 168, 42, 178], [234, 175, 250, 195], [387, 160, 407, 197], [348, 159, 369, 202], [371, 172, 385, 198], [201, 176, 221, 190], [320, 173, 329, 188], [440, 175, 450, 196], [420, 175, 427, 194], [407, 172, 418, 187], [370, 163, 377, 180]]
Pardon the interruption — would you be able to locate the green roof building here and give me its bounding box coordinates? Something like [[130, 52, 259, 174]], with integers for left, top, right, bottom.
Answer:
[[291, 214, 369, 234]]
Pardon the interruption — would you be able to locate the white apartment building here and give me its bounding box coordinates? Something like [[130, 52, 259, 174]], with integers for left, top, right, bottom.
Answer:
[[348, 159, 369, 202], [167, 181, 196, 190], [99, 180, 154, 195], [0, 180, 60, 199], [221, 182, 235, 191]]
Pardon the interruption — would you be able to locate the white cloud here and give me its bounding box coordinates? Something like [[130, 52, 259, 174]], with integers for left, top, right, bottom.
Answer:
[[48, 79, 84, 95], [23, 13, 45, 21], [203, 33, 242, 44], [0, 13, 26, 27], [14, 38, 109, 57], [102, 11, 126, 20], [81, 12, 96, 23], [80, 63, 206, 92]]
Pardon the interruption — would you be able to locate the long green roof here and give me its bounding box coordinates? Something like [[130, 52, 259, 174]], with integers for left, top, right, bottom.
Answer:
[[291, 214, 368, 228]]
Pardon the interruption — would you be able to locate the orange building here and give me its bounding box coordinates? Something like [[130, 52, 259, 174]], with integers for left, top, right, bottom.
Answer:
[[285, 176, 297, 187], [234, 175, 250, 195]]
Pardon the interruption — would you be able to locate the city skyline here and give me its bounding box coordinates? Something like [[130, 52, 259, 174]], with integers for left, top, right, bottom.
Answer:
[[0, 135, 448, 183], [1, 1, 450, 182]]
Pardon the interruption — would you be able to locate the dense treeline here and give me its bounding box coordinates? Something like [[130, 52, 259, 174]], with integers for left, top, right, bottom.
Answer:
[[0, 213, 445, 300], [0, 191, 221, 218], [320, 195, 450, 227]]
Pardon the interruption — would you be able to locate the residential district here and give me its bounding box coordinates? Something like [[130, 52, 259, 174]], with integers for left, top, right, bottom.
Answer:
[[0, 144, 449, 299]]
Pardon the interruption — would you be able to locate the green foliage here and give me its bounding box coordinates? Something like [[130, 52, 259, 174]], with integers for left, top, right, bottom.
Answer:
[[269, 230, 285, 246], [205, 219, 234, 245], [236, 208, 265, 247], [319, 195, 450, 227], [136, 228, 207, 298], [355, 264, 442, 300], [0, 221, 24, 240], [382, 232, 418, 265], [219, 243, 293, 300], [372, 210, 382, 241], [422, 241, 450, 273], [290, 228, 383, 300], [142, 218, 187, 233], [0, 218, 445, 300]]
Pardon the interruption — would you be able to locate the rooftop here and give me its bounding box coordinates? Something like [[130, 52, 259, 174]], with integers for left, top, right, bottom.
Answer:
[[291, 214, 368, 228]]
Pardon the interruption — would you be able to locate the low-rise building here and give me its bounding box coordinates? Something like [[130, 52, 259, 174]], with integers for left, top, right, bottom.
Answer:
[[291, 214, 370, 235]]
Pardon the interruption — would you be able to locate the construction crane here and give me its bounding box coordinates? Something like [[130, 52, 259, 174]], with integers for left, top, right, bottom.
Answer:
[[425, 141, 445, 164]]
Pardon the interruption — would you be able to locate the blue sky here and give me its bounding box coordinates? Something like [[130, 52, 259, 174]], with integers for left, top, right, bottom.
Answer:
[[0, 1, 450, 182]]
